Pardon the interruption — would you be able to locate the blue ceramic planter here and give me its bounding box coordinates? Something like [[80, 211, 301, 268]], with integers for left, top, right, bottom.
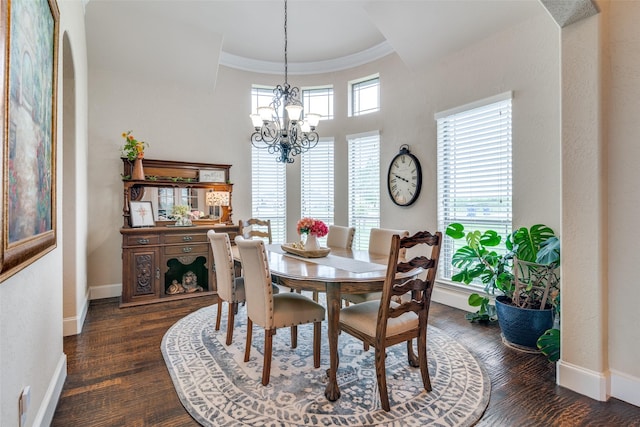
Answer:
[[495, 295, 554, 349]]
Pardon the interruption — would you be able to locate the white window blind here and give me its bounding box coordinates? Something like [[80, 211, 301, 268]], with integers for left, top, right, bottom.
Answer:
[[348, 132, 380, 250], [350, 75, 380, 116], [251, 84, 287, 243], [251, 147, 286, 243], [301, 139, 334, 245], [302, 87, 334, 120], [436, 93, 513, 281]]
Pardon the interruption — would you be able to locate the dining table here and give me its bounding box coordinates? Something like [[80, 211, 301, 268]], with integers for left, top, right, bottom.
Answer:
[[233, 242, 418, 402]]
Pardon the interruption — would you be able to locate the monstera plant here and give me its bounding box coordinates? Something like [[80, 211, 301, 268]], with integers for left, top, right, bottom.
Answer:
[[446, 223, 561, 355]]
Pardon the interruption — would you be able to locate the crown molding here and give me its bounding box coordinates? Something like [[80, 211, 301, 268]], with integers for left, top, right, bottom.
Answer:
[[219, 41, 394, 75]]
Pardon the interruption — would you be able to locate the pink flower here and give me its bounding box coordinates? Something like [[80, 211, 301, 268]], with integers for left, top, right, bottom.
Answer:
[[296, 217, 328, 237]]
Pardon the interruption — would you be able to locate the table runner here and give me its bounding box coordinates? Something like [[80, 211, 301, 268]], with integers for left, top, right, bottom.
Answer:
[[268, 245, 387, 274]]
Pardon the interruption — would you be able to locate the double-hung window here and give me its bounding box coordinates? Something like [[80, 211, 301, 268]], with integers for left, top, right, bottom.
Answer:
[[436, 92, 513, 282], [348, 131, 380, 250], [250, 86, 287, 242], [301, 138, 334, 244]]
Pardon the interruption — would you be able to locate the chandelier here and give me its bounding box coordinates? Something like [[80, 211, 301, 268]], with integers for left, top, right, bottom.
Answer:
[[249, 0, 321, 164]]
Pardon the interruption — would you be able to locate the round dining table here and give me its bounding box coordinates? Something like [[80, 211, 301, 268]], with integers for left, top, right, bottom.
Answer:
[[235, 243, 417, 402]]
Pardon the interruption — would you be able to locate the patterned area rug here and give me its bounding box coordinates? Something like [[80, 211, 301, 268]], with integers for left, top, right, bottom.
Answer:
[[161, 304, 490, 427]]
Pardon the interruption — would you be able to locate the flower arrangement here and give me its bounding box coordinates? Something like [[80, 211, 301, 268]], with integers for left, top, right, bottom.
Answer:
[[296, 217, 328, 237], [172, 205, 190, 218], [121, 130, 148, 161]]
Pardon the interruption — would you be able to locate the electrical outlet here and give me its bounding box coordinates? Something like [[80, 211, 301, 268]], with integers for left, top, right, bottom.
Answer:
[[19, 386, 31, 427]]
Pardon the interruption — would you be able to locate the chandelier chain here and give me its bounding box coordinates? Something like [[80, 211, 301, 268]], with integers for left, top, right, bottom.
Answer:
[[284, 0, 288, 85]]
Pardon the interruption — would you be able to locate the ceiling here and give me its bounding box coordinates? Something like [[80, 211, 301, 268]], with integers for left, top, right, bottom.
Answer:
[[85, 0, 548, 85]]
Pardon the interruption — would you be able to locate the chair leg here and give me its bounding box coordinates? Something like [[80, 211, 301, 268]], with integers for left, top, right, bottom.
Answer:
[[364, 342, 370, 352], [407, 338, 419, 367], [312, 291, 319, 302], [215, 300, 223, 331], [244, 318, 253, 362], [225, 302, 236, 346], [313, 321, 321, 368], [375, 347, 390, 411], [291, 325, 298, 348], [262, 328, 274, 386], [418, 330, 432, 392]]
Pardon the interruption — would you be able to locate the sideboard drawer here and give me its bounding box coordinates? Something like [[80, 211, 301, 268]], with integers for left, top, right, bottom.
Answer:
[[164, 243, 209, 256], [164, 233, 208, 244], [126, 235, 160, 246]]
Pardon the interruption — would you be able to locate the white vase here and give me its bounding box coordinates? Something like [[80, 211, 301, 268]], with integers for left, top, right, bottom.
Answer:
[[305, 233, 320, 251]]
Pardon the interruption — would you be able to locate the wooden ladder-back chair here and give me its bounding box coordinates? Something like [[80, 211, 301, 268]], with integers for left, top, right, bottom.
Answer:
[[342, 227, 410, 305], [239, 218, 272, 244], [338, 230, 442, 411], [236, 238, 325, 386]]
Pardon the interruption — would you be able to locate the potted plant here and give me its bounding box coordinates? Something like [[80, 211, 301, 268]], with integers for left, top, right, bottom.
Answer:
[[121, 131, 149, 180], [445, 223, 560, 349]]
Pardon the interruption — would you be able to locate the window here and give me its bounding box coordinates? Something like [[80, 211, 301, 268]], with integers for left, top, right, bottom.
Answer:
[[348, 131, 380, 250], [251, 147, 287, 243], [349, 75, 380, 117], [302, 87, 333, 120], [436, 92, 513, 282], [251, 85, 287, 243], [301, 139, 334, 243]]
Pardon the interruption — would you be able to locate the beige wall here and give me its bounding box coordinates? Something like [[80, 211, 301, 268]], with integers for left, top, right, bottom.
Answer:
[[0, 0, 89, 425], [607, 0, 640, 399]]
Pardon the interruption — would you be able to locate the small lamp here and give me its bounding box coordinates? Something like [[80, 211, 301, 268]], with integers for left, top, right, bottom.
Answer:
[[207, 191, 230, 223]]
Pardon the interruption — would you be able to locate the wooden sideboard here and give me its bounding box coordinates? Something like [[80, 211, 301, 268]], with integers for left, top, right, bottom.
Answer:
[[120, 158, 239, 307]]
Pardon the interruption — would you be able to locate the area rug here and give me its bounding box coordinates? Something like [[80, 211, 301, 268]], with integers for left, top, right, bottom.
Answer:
[[161, 304, 490, 427]]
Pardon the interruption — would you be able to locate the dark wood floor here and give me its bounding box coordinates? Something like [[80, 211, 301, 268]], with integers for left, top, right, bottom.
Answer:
[[52, 296, 640, 427]]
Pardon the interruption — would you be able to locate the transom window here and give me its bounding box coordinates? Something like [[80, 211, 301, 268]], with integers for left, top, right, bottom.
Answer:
[[302, 87, 333, 120], [349, 75, 380, 117], [436, 92, 513, 282]]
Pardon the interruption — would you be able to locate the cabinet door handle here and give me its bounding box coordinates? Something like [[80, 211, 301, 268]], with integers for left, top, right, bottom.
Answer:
[[182, 247, 193, 253], [156, 268, 160, 279], [137, 238, 150, 245], [182, 236, 193, 242]]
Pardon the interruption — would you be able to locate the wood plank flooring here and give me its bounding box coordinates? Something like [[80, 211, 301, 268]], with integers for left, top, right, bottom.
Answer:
[[52, 296, 640, 426]]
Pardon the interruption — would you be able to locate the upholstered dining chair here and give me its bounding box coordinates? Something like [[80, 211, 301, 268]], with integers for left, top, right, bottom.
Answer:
[[236, 238, 326, 386], [208, 230, 279, 346], [239, 218, 272, 244], [326, 225, 356, 249], [338, 230, 442, 411], [342, 227, 410, 305]]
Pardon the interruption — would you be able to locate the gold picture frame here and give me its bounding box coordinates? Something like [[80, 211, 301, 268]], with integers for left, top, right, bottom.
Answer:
[[0, 0, 60, 281]]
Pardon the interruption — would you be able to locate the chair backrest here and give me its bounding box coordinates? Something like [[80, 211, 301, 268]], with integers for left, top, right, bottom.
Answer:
[[207, 230, 236, 302], [239, 218, 272, 244], [326, 225, 355, 249], [377, 231, 442, 340], [235, 238, 275, 329], [368, 227, 410, 257]]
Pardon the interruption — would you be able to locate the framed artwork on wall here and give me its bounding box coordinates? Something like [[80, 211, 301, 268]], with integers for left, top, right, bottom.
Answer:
[[0, 0, 60, 282], [129, 201, 155, 227]]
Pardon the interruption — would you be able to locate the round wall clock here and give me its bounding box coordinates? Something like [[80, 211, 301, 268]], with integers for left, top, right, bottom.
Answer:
[[387, 145, 422, 206]]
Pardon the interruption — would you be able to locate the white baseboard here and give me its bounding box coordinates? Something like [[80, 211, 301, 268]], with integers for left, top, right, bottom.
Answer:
[[557, 360, 608, 401], [62, 290, 89, 336], [432, 281, 473, 312], [610, 369, 640, 407], [33, 354, 67, 427], [89, 283, 122, 300]]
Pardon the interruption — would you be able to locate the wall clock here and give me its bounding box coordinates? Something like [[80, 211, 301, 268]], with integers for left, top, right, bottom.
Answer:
[[387, 144, 422, 206]]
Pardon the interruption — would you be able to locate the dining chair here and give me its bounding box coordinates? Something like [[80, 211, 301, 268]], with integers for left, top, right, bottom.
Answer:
[[338, 230, 442, 411], [236, 238, 326, 386], [326, 225, 355, 249], [239, 218, 272, 244], [342, 227, 410, 305], [208, 230, 279, 346]]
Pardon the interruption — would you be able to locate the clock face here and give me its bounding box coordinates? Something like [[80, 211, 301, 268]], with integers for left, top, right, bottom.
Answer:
[[387, 151, 422, 206]]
